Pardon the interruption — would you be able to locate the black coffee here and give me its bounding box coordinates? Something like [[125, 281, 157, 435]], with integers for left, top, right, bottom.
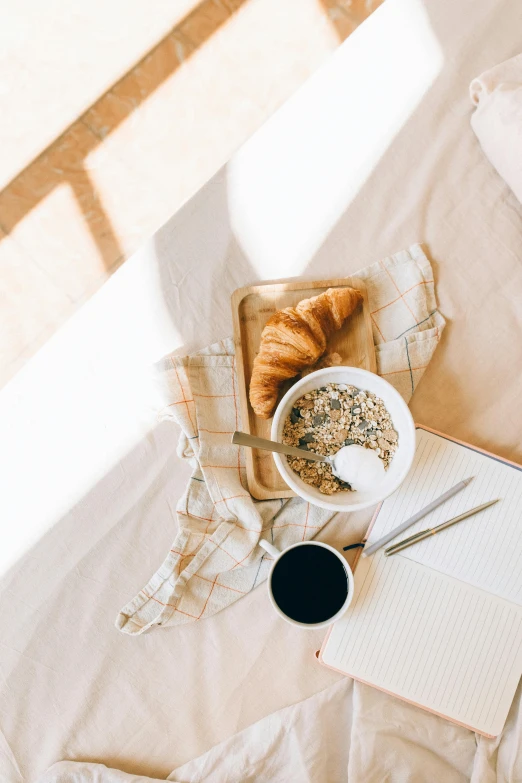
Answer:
[[271, 545, 348, 624]]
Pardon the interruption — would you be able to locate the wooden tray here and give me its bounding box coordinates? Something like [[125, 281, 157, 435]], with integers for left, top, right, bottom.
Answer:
[[231, 278, 376, 500]]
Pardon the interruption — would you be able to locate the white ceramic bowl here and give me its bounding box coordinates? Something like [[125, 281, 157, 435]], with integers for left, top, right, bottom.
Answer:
[[271, 367, 416, 512]]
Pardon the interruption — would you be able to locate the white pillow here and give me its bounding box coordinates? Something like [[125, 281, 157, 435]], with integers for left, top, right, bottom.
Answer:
[[470, 53, 522, 205]]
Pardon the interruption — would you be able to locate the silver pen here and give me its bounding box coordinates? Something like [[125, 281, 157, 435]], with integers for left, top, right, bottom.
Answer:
[[363, 477, 474, 557], [385, 499, 500, 556]]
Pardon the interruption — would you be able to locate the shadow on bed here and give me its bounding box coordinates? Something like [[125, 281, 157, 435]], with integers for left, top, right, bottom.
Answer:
[[151, 0, 519, 449], [0, 420, 194, 778]]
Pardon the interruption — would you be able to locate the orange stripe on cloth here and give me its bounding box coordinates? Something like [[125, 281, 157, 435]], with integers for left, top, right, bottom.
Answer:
[[370, 313, 386, 342], [194, 573, 247, 595], [178, 511, 214, 523], [140, 590, 199, 619], [196, 576, 218, 619], [193, 393, 235, 399], [171, 360, 197, 437], [200, 465, 243, 469], [214, 494, 250, 502], [379, 259, 417, 323], [301, 502, 310, 541], [370, 280, 434, 315], [198, 428, 234, 434], [170, 533, 206, 556], [231, 544, 257, 569], [214, 541, 240, 564], [231, 355, 247, 490], [381, 365, 429, 376]]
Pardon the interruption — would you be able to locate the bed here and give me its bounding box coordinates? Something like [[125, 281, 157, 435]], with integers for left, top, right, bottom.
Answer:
[[2, 0, 522, 779]]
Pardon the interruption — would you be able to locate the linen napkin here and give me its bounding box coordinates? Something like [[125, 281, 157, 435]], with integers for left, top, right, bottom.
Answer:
[[117, 244, 445, 634]]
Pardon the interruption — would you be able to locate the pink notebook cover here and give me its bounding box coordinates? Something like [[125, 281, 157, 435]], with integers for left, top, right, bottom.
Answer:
[[317, 424, 522, 738]]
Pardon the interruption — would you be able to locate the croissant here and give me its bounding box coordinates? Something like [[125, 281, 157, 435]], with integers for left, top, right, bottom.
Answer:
[[249, 287, 363, 418]]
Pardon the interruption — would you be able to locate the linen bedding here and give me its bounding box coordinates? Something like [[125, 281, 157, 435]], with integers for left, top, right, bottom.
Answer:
[[2, 0, 522, 779]]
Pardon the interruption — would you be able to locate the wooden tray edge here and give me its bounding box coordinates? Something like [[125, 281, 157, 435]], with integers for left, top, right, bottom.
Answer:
[[231, 287, 256, 497], [350, 278, 377, 374], [231, 277, 376, 499]]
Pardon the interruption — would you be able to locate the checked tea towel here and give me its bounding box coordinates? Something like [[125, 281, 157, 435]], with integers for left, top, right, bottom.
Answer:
[[117, 244, 445, 634]]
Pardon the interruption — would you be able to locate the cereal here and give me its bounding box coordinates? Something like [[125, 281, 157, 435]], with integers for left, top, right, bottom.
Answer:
[[282, 383, 398, 495]]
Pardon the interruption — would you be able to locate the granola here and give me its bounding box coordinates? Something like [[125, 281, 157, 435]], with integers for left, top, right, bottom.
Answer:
[[282, 383, 398, 495]]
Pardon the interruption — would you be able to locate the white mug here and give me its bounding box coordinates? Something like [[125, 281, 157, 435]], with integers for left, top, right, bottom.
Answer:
[[259, 539, 354, 629]]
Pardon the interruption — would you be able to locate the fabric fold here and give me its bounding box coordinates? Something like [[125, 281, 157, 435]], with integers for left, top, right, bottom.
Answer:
[[470, 53, 522, 205]]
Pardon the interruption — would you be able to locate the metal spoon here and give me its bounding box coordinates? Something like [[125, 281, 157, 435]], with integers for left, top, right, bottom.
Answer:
[[232, 430, 342, 477]]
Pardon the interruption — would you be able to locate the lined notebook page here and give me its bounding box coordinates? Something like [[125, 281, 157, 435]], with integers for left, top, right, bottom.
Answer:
[[366, 429, 522, 604], [322, 553, 522, 736]]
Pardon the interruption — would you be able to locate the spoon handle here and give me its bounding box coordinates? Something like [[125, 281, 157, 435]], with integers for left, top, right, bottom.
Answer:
[[232, 431, 325, 463]]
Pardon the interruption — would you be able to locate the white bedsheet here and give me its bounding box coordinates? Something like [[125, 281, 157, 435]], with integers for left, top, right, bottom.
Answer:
[[2, 0, 522, 779], [37, 678, 522, 782], [471, 53, 522, 205], [173, 678, 522, 782]]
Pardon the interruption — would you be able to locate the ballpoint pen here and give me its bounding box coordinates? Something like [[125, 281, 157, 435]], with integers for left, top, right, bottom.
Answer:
[[385, 499, 500, 556], [363, 477, 474, 557]]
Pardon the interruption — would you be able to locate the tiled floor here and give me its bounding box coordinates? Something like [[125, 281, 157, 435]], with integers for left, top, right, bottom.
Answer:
[[0, 0, 383, 388]]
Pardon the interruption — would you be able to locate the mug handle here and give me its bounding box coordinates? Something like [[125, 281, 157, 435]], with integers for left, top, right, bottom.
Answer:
[[259, 540, 281, 559]]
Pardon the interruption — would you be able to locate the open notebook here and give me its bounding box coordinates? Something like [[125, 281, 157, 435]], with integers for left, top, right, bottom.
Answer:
[[319, 426, 522, 737]]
